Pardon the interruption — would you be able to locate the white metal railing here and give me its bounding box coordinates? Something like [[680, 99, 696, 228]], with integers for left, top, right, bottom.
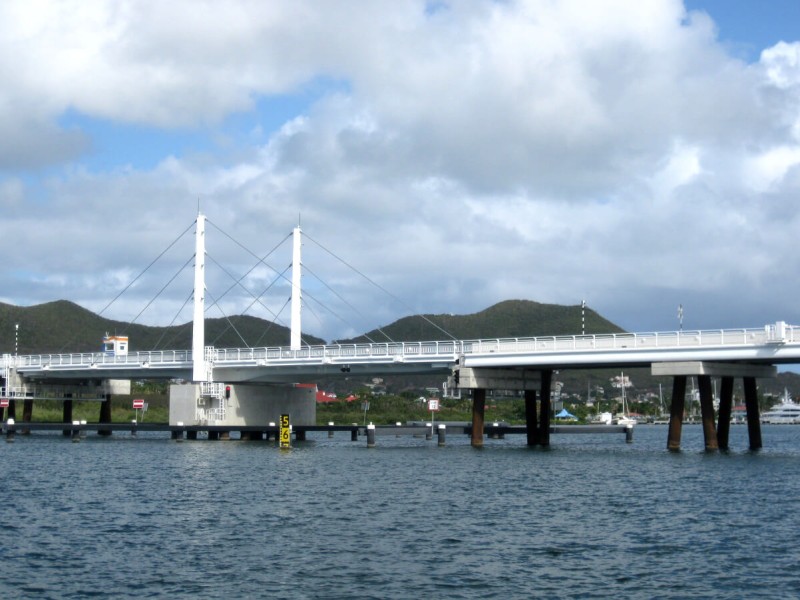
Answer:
[[3, 322, 798, 373]]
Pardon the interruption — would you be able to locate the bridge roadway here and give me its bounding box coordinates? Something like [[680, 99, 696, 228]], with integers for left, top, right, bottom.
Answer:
[[6, 321, 800, 384]]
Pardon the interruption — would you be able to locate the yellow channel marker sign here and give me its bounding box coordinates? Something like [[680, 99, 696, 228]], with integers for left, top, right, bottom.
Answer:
[[279, 414, 291, 449]]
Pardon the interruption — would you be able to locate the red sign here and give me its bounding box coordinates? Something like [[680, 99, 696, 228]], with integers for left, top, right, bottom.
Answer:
[[0, 398, 8, 408], [132, 399, 145, 409]]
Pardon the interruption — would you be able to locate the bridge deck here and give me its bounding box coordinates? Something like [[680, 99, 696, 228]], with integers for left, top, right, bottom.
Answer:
[[4, 322, 799, 383]]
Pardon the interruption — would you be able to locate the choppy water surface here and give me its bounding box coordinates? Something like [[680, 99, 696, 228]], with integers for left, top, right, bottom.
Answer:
[[1, 425, 799, 599]]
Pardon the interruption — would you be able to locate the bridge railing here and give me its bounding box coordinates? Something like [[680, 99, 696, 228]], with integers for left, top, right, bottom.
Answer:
[[14, 349, 193, 369], [458, 328, 774, 355], [213, 340, 462, 363]]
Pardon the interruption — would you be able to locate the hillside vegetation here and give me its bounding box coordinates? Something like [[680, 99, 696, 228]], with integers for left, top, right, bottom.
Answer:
[[0, 300, 324, 354]]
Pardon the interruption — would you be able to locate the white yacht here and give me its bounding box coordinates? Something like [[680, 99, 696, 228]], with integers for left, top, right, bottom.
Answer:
[[761, 389, 800, 424]]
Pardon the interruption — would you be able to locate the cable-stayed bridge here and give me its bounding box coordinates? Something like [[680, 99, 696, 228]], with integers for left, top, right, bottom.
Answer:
[[2, 213, 799, 451]]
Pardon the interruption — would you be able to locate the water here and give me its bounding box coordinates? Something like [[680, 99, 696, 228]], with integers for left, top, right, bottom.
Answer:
[[2, 426, 800, 599]]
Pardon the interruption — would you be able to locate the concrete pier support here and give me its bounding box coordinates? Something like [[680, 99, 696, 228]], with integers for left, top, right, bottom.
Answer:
[[667, 376, 687, 451], [716, 376, 734, 450], [98, 394, 112, 436], [7, 400, 16, 422], [654, 362, 775, 451], [21, 399, 33, 435], [539, 370, 552, 447], [471, 388, 486, 448], [62, 400, 74, 436], [697, 375, 718, 451], [524, 389, 539, 447], [743, 377, 762, 450]]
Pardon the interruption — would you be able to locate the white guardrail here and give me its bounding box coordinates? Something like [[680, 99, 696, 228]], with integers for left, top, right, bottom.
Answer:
[[4, 322, 797, 371]]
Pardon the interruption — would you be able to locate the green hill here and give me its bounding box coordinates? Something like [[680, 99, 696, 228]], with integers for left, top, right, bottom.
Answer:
[[0, 300, 324, 354], [350, 299, 623, 343]]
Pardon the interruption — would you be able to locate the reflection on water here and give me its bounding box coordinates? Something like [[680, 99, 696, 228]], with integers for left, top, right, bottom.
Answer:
[[1, 426, 799, 599]]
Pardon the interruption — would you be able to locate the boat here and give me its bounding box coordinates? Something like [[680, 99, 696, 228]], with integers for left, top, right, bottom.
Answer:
[[761, 389, 800, 424], [611, 371, 636, 427], [590, 411, 613, 425]]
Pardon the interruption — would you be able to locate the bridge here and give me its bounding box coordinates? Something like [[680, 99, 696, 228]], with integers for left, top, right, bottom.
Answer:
[[2, 213, 799, 451]]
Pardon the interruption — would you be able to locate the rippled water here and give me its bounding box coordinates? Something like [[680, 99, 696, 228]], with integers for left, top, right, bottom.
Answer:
[[1, 425, 799, 599]]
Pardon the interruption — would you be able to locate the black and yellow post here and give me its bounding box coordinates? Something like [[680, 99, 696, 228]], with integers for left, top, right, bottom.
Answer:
[[279, 414, 291, 449]]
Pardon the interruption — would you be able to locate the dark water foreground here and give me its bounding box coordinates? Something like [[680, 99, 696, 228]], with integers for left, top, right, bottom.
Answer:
[[1, 426, 799, 599]]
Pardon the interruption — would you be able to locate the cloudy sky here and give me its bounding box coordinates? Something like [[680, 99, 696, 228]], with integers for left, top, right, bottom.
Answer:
[[1, 0, 799, 345]]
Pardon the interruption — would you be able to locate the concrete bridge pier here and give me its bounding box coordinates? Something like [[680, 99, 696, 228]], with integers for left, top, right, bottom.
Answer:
[[654, 362, 775, 451]]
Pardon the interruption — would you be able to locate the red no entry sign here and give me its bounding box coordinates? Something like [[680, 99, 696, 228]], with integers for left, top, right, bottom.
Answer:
[[0, 398, 8, 408], [132, 399, 145, 409]]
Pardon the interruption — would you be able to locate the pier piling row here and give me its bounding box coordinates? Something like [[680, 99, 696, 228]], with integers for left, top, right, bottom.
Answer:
[[653, 361, 776, 451]]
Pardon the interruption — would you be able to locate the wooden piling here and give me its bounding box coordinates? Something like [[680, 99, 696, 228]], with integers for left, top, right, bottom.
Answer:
[[21, 399, 33, 435], [524, 389, 539, 447], [667, 376, 687, 451], [98, 394, 112, 436], [716, 376, 734, 450], [471, 388, 486, 448], [62, 400, 74, 436], [437, 424, 446, 446], [539, 370, 552, 447], [743, 376, 762, 450], [697, 375, 718, 451]]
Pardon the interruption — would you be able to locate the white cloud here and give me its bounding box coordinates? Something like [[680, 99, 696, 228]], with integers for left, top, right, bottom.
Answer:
[[1, 0, 799, 342]]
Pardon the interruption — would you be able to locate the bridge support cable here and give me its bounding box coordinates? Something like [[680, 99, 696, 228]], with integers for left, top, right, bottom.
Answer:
[[205, 254, 293, 334], [123, 255, 195, 334], [96, 220, 195, 319], [304, 232, 458, 341], [204, 218, 293, 304], [301, 264, 389, 343]]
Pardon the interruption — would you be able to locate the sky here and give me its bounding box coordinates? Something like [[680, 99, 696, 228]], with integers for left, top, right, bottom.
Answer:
[[1, 0, 799, 346]]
